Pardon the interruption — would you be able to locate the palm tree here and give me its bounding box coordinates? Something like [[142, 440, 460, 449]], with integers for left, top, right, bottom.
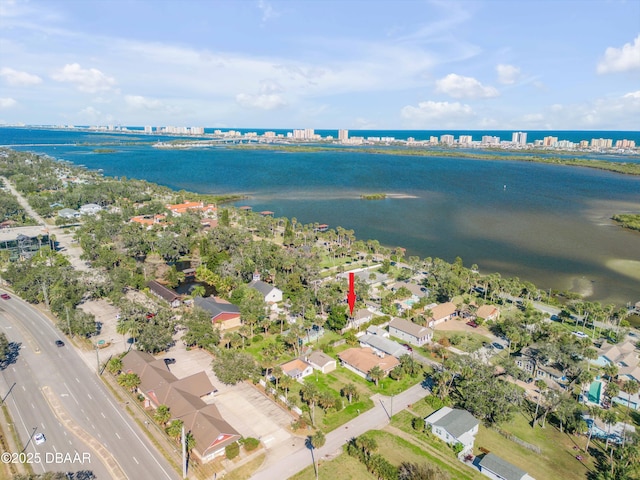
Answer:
[[154, 404, 171, 425], [166, 419, 183, 441], [301, 383, 320, 426], [355, 434, 377, 459], [117, 372, 140, 393], [341, 384, 358, 404], [106, 357, 123, 375], [368, 366, 384, 386], [280, 374, 293, 401], [585, 405, 601, 453], [601, 409, 618, 450], [190, 285, 206, 298], [622, 379, 639, 445], [308, 431, 326, 480], [533, 379, 547, 427]]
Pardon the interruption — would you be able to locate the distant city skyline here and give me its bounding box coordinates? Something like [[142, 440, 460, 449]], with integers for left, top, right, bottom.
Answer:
[[0, 0, 639, 130]]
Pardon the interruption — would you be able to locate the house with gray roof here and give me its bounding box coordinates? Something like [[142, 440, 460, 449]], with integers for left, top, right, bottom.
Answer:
[[424, 407, 479, 454], [388, 317, 433, 346], [58, 208, 79, 219], [358, 333, 410, 358], [248, 272, 282, 304], [193, 296, 241, 330], [478, 453, 535, 480], [305, 351, 336, 373], [79, 203, 103, 215], [147, 280, 181, 308]]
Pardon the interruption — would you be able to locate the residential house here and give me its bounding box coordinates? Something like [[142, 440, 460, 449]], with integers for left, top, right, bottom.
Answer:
[[193, 296, 242, 331], [388, 317, 433, 346], [342, 308, 375, 332], [121, 350, 239, 463], [306, 351, 336, 374], [58, 208, 79, 219], [248, 272, 283, 304], [595, 340, 639, 381], [166, 201, 217, 218], [390, 281, 428, 298], [476, 305, 500, 321], [79, 203, 102, 215], [280, 358, 314, 381], [338, 347, 400, 380], [478, 453, 536, 480], [130, 214, 167, 228], [426, 302, 457, 327], [366, 325, 389, 337], [147, 280, 181, 308], [424, 407, 479, 454], [513, 348, 566, 385], [359, 333, 410, 358]]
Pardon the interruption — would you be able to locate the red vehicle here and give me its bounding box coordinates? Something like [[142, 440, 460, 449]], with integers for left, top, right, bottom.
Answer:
[[466, 320, 478, 328], [146, 312, 157, 319], [1, 293, 10, 300]]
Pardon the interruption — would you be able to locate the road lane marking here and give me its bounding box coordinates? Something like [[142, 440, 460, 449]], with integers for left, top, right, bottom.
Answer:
[[133, 457, 139, 465], [75, 377, 80, 383], [101, 412, 106, 418], [21, 385, 25, 391], [31, 403, 35, 409], [87, 393, 92, 400], [62, 382, 80, 405], [115, 432, 121, 439]]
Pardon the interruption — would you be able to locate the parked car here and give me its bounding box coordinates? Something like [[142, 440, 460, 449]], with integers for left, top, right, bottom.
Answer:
[[34, 433, 46, 445], [492, 342, 505, 350], [402, 343, 413, 352], [466, 320, 478, 328], [0, 293, 10, 300], [55, 340, 65, 347], [571, 331, 589, 339]]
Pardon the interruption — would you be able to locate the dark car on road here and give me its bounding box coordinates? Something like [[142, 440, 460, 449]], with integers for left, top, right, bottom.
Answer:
[[1, 293, 10, 300], [492, 342, 504, 350], [402, 344, 413, 352], [55, 340, 65, 347]]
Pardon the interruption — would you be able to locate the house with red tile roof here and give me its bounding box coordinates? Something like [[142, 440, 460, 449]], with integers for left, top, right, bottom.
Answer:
[[130, 214, 167, 228], [166, 201, 217, 218]]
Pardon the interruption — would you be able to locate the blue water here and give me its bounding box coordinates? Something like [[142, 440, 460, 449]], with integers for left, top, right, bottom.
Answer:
[[2, 126, 640, 304]]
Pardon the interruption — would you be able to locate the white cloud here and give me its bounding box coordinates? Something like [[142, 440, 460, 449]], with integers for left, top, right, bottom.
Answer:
[[496, 64, 521, 85], [51, 63, 116, 93], [257, 0, 279, 23], [235, 92, 287, 110], [435, 73, 499, 99], [125, 95, 163, 110], [0, 67, 42, 86], [401, 100, 474, 126], [0, 98, 17, 109], [597, 35, 640, 74], [624, 90, 640, 99]]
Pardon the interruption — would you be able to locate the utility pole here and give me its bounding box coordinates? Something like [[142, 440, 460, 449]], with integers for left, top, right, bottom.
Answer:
[[182, 425, 187, 479], [95, 344, 100, 374], [65, 306, 71, 336]]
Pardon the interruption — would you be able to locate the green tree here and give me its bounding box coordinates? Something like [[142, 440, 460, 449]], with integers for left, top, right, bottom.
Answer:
[[368, 365, 384, 386], [117, 372, 140, 393], [301, 383, 320, 426], [0, 332, 10, 365], [398, 461, 448, 480], [182, 307, 221, 351], [211, 350, 260, 385], [166, 419, 183, 441], [154, 404, 171, 425], [341, 384, 358, 404], [106, 357, 123, 375], [308, 430, 326, 480]]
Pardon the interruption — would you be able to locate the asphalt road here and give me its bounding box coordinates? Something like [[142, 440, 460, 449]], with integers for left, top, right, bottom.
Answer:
[[0, 292, 178, 479]]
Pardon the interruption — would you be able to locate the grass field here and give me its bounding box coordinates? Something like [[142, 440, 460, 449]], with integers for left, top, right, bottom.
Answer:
[[474, 410, 595, 480], [289, 450, 375, 480]]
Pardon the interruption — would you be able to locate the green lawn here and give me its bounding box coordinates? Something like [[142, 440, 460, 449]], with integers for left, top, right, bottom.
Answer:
[[289, 450, 375, 480], [432, 330, 491, 353], [474, 410, 594, 480]]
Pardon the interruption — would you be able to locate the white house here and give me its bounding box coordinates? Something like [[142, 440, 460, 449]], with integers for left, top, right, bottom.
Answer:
[[79, 203, 103, 215], [478, 453, 536, 480], [57, 208, 79, 219], [424, 407, 479, 454], [280, 358, 314, 381], [388, 317, 433, 346], [248, 272, 283, 304], [306, 351, 336, 374]]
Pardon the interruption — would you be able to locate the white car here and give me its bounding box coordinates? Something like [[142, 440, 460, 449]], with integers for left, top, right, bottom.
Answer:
[[34, 433, 46, 445], [572, 331, 589, 339]]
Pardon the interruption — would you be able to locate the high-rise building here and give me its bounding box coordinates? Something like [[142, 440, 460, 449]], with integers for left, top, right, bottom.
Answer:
[[512, 132, 527, 145], [440, 134, 454, 145], [458, 135, 472, 145], [338, 129, 349, 142]]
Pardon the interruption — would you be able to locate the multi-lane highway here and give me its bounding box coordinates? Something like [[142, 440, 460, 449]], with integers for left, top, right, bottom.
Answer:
[[0, 291, 178, 479]]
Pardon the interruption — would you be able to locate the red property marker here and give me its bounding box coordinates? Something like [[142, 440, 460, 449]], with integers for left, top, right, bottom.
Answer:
[[347, 272, 356, 315]]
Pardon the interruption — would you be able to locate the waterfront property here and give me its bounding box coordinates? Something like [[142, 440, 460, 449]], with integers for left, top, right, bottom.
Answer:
[[424, 407, 479, 455], [166, 200, 217, 218], [476, 305, 500, 322], [593, 340, 639, 381]]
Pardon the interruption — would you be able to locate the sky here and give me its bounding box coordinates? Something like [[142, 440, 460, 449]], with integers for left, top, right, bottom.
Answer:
[[0, 0, 639, 130]]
